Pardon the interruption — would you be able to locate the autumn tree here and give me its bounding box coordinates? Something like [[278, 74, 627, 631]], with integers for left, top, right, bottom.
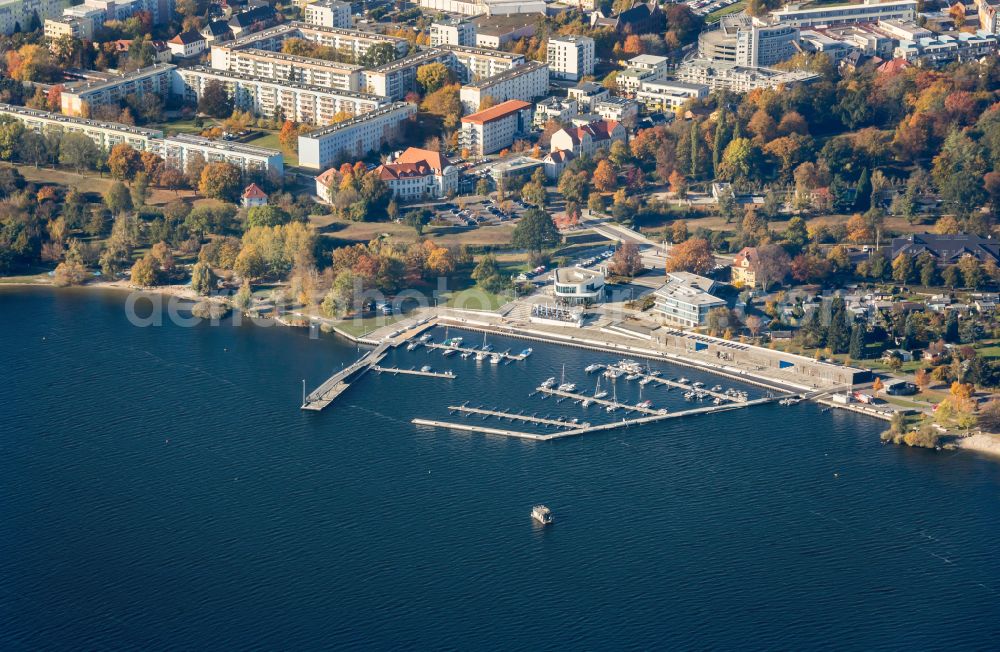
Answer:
[[198, 162, 242, 201], [416, 62, 454, 94], [108, 143, 142, 182], [665, 237, 714, 275], [608, 242, 643, 277], [593, 160, 617, 193]]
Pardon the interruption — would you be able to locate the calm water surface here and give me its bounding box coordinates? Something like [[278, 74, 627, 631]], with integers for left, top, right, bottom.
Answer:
[[1, 288, 999, 650]]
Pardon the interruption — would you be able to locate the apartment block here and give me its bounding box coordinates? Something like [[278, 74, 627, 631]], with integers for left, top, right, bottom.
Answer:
[[297, 102, 417, 170], [547, 35, 594, 82], [213, 47, 363, 92], [459, 61, 549, 113], [60, 63, 177, 117], [459, 99, 533, 157], [0, 0, 68, 36], [769, 0, 917, 28], [174, 67, 385, 126], [636, 78, 709, 112], [0, 102, 162, 151], [361, 49, 453, 99], [430, 18, 476, 46], [439, 44, 523, 84], [154, 133, 283, 179], [674, 59, 818, 92], [303, 0, 351, 29]]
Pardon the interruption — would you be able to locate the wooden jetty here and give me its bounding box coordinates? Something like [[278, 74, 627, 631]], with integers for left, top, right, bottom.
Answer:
[[535, 386, 663, 415], [448, 405, 588, 429], [373, 366, 456, 379], [425, 342, 526, 361], [301, 343, 389, 411]]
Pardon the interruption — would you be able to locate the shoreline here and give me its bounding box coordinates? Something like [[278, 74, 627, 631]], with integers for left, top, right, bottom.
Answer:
[[956, 433, 1000, 458]]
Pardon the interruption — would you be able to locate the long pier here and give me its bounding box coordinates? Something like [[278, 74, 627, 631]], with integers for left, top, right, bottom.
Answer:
[[425, 342, 527, 361], [631, 372, 744, 403], [448, 405, 589, 429], [373, 366, 456, 379], [535, 386, 663, 415], [301, 343, 389, 411], [412, 395, 782, 441]]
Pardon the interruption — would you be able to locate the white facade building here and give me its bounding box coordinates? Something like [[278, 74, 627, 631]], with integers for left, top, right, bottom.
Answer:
[[60, 63, 176, 117], [459, 99, 533, 156], [636, 78, 709, 112], [553, 267, 605, 304], [770, 0, 917, 28], [653, 272, 726, 328], [430, 18, 476, 46], [459, 61, 549, 113], [373, 147, 459, 200], [1, 0, 75, 36], [547, 35, 595, 82], [303, 0, 351, 29], [297, 102, 417, 170]]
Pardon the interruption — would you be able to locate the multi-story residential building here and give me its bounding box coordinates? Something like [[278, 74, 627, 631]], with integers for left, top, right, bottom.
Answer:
[[154, 133, 283, 179], [636, 78, 709, 112], [361, 49, 453, 99], [699, 14, 799, 67], [628, 54, 670, 75], [418, 0, 480, 14], [893, 30, 999, 65], [890, 234, 1000, 265], [547, 35, 594, 81], [533, 96, 578, 127], [297, 101, 417, 170], [593, 97, 639, 124], [44, 15, 92, 39], [174, 67, 385, 125], [60, 63, 177, 117], [473, 14, 535, 48], [201, 20, 233, 43], [459, 99, 533, 156], [549, 119, 626, 157], [1, 0, 69, 35], [770, 0, 917, 28], [566, 80, 608, 111], [439, 44, 523, 84], [228, 5, 280, 37], [980, 0, 1000, 34], [0, 103, 282, 178], [674, 59, 819, 92], [211, 23, 408, 71], [430, 18, 476, 46], [0, 102, 163, 152], [303, 0, 351, 29], [214, 48, 364, 93], [373, 147, 459, 200], [614, 55, 670, 97], [458, 61, 549, 113], [653, 272, 726, 328]]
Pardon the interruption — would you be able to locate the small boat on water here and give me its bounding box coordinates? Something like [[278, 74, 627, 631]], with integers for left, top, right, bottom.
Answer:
[[461, 350, 474, 359], [639, 376, 653, 386], [713, 397, 723, 405], [603, 368, 622, 379], [474, 349, 489, 361], [585, 363, 602, 373], [442, 348, 457, 357], [711, 385, 723, 392], [636, 400, 654, 410], [581, 398, 592, 408], [520, 348, 533, 358], [443, 337, 463, 348], [684, 391, 695, 401], [420, 365, 432, 373], [678, 377, 690, 384], [531, 505, 553, 525], [541, 377, 557, 389], [406, 341, 420, 351], [558, 383, 576, 392], [693, 381, 705, 388], [490, 353, 502, 364], [625, 373, 641, 382], [418, 333, 432, 343]]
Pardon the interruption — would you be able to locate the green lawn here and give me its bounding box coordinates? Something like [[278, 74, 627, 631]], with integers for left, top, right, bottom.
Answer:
[[706, 1, 746, 23], [243, 131, 298, 167], [441, 287, 511, 311], [148, 118, 206, 136], [331, 313, 409, 338]]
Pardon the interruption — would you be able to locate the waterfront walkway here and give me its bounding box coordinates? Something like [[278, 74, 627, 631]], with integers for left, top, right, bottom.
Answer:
[[301, 342, 389, 411]]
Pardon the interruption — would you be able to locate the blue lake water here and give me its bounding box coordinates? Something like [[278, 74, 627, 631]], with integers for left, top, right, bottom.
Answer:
[[2, 288, 999, 649]]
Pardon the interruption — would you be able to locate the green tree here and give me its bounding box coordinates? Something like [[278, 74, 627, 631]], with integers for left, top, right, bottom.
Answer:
[[246, 205, 290, 228], [942, 264, 961, 289], [932, 129, 988, 217], [104, 181, 132, 215], [918, 254, 937, 286], [197, 80, 233, 118], [416, 62, 453, 93], [717, 137, 756, 183], [16, 130, 49, 167], [511, 208, 559, 253], [190, 260, 216, 295], [849, 323, 864, 360], [0, 117, 25, 160], [58, 132, 100, 172], [359, 42, 398, 67], [891, 252, 913, 284], [853, 167, 871, 212], [130, 254, 158, 287]]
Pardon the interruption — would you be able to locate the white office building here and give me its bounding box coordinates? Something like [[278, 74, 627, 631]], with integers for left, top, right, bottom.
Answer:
[[553, 267, 605, 305], [297, 102, 417, 170], [653, 272, 726, 328], [770, 0, 917, 28], [547, 35, 595, 82], [699, 14, 799, 68]]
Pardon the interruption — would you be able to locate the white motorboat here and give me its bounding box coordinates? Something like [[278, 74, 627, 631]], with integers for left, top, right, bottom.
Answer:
[[541, 377, 557, 389], [585, 363, 602, 373], [531, 505, 553, 525]]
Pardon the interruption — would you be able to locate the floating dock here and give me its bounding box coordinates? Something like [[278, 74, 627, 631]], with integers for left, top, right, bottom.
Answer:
[[412, 419, 556, 441], [535, 386, 663, 415], [373, 366, 456, 379], [448, 405, 589, 429], [425, 342, 527, 361], [301, 343, 389, 411]]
